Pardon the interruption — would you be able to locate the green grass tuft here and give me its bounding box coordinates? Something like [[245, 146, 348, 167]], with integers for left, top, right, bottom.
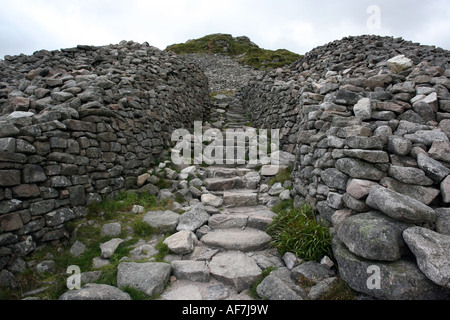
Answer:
[[267, 167, 293, 187], [267, 202, 333, 262]]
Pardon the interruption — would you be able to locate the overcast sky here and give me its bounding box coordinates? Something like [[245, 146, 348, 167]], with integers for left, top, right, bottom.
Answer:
[[1, 0, 449, 59]]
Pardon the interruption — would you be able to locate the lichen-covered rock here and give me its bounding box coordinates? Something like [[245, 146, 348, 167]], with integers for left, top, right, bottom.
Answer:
[[337, 211, 412, 261], [403, 227, 450, 288], [366, 186, 436, 224]]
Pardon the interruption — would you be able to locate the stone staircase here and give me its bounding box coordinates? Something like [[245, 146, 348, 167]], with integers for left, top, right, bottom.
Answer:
[[157, 95, 284, 300]]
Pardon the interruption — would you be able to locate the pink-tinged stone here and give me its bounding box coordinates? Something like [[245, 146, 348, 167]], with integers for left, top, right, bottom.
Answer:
[[346, 179, 379, 200]]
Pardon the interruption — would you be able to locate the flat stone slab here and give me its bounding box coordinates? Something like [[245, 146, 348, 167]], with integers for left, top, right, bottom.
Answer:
[[209, 251, 262, 292], [366, 185, 436, 224], [161, 284, 202, 300], [208, 214, 248, 230], [143, 210, 180, 232], [225, 206, 276, 218], [223, 190, 258, 207], [117, 262, 171, 297], [163, 230, 198, 255], [201, 228, 272, 252], [171, 260, 210, 282]]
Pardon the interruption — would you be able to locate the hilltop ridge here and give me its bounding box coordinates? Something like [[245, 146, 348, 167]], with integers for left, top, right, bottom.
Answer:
[[166, 33, 303, 70]]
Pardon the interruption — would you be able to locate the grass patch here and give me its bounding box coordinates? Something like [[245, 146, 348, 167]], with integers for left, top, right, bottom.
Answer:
[[166, 34, 303, 70], [121, 286, 154, 300], [267, 166, 293, 187], [3, 192, 176, 300], [317, 278, 358, 300], [153, 239, 170, 262], [267, 201, 333, 262], [131, 220, 157, 238], [88, 191, 171, 219]]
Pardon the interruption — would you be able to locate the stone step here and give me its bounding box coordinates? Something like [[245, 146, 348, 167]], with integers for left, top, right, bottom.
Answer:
[[205, 167, 252, 178], [203, 177, 244, 191], [208, 207, 276, 231], [201, 228, 272, 252], [223, 190, 259, 207], [208, 251, 262, 292]]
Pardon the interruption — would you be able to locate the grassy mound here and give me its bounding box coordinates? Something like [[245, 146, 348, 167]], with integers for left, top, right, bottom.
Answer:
[[166, 33, 303, 70]]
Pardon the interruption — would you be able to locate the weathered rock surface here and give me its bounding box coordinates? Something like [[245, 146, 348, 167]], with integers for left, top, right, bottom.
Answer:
[[333, 239, 449, 300], [117, 262, 172, 297], [403, 227, 450, 288], [337, 211, 412, 261], [163, 230, 198, 254], [176, 204, 210, 232], [209, 251, 262, 292], [201, 228, 272, 252], [143, 210, 180, 232], [366, 186, 436, 224], [59, 283, 131, 300]]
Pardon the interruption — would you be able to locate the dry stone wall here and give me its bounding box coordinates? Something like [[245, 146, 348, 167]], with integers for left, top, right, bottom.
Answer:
[[0, 41, 209, 269], [241, 35, 450, 299]]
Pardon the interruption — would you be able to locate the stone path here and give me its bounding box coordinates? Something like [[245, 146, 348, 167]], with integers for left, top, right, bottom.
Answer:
[[58, 56, 339, 301], [157, 94, 284, 300]]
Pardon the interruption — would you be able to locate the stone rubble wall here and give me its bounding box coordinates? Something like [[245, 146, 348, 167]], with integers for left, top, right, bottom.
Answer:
[[0, 41, 209, 269], [241, 35, 450, 299]]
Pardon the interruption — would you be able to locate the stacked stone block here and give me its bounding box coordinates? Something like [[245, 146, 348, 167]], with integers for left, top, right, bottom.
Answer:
[[241, 35, 450, 299], [0, 41, 209, 270]]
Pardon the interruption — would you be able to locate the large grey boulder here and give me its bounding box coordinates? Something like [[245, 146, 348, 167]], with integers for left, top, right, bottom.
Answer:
[[59, 284, 131, 300], [336, 158, 386, 181], [257, 273, 303, 300], [320, 168, 349, 191], [366, 186, 436, 224], [337, 211, 412, 261], [176, 203, 210, 232], [171, 260, 210, 282], [387, 165, 433, 186], [209, 251, 261, 292], [387, 55, 413, 73], [143, 210, 180, 232], [100, 238, 124, 259], [403, 227, 450, 288], [163, 230, 198, 254], [200, 193, 223, 207], [404, 129, 449, 146], [380, 177, 440, 205], [100, 222, 122, 237], [291, 261, 335, 284], [436, 208, 450, 235], [117, 262, 171, 297], [332, 239, 449, 299], [417, 153, 450, 184]]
